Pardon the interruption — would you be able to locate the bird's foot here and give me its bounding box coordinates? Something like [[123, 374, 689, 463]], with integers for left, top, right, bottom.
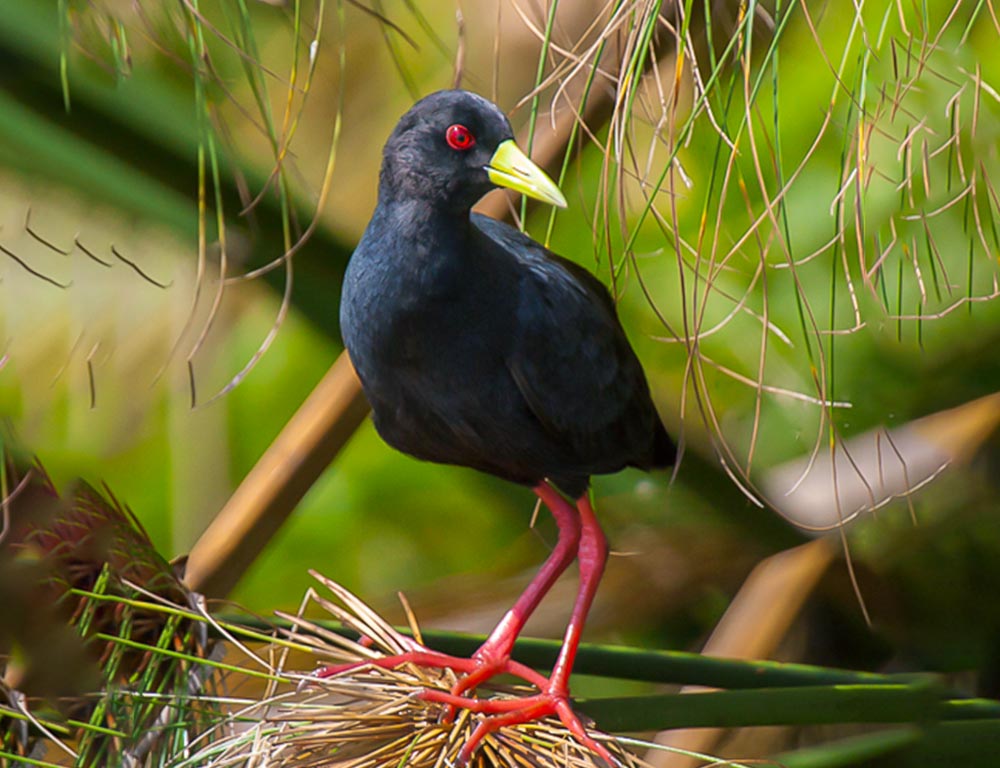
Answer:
[[445, 646, 531, 702], [313, 644, 548, 690], [315, 647, 474, 680], [420, 686, 618, 767], [314, 646, 616, 766]]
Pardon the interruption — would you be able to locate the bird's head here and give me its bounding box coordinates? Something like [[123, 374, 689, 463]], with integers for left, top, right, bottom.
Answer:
[[378, 90, 567, 213]]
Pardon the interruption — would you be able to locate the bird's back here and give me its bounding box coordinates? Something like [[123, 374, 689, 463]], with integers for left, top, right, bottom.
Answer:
[[472, 215, 674, 494]]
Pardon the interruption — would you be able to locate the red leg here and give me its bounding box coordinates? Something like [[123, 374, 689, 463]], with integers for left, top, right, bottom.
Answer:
[[449, 481, 581, 694], [315, 647, 551, 690], [420, 492, 615, 766], [315, 481, 578, 691], [315, 488, 616, 766], [545, 492, 607, 696]]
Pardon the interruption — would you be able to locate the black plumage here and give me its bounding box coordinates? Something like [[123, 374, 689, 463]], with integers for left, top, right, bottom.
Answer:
[[341, 90, 673, 496], [334, 89, 674, 765]]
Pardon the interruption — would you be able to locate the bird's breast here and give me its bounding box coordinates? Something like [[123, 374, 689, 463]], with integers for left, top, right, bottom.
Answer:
[[344, 258, 509, 391]]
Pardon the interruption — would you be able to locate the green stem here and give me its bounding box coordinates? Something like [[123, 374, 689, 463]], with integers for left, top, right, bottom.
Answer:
[[576, 683, 1000, 732]]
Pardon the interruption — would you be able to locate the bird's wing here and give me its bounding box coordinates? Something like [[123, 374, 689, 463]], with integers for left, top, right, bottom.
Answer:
[[474, 217, 653, 455]]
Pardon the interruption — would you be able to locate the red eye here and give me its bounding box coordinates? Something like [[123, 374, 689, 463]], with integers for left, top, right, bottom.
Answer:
[[446, 124, 476, 151]]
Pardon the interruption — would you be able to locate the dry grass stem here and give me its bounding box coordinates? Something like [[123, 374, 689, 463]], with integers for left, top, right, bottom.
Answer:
[[196, 572, 647, 768]]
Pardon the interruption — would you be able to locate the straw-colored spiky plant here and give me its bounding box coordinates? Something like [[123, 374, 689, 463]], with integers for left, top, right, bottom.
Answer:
[[186, 572, 649, 768]]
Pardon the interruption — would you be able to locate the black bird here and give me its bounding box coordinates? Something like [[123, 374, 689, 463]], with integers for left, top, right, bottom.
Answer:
[[335, 90, 674, 764]]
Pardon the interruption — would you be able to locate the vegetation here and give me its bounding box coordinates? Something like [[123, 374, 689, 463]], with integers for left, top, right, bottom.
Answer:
[[2, 1, 1000, 766]]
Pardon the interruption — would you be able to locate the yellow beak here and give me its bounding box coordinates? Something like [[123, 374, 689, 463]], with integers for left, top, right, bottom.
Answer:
[[486, 140, 567, 209]]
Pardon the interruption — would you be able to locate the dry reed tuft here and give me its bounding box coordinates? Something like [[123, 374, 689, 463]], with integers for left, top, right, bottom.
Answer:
[[197, 570, 643, 768]]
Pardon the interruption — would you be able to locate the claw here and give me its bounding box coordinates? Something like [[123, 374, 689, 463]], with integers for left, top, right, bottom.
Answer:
[[310, 646, 615, 766], [429, 690, 619, 768], [313, 647, 549, 691]]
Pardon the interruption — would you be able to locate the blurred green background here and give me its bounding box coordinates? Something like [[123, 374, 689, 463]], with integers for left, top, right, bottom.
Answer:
[[3, 3, 1000, 752]]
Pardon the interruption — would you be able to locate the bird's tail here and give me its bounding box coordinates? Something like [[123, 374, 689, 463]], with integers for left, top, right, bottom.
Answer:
[[651, 421, 676, 468]]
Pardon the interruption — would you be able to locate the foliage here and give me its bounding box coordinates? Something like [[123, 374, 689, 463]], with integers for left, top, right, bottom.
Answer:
[[2, 0, 1000, 766]]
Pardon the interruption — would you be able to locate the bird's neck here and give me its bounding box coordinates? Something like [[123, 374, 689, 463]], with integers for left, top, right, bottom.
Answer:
[[356, 200, 489, 315], [375, 199, 474, 255]]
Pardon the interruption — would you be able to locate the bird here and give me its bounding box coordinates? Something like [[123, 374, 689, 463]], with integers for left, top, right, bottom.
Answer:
[[334, 89, 674, 765]]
